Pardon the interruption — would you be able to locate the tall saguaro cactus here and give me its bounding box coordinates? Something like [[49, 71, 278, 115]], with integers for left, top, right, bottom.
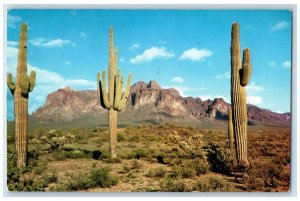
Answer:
[[230, 22, 252, 169], [227, 107, 234, 153], [97, 27, 132, 158], [7, 23, 36, 168]]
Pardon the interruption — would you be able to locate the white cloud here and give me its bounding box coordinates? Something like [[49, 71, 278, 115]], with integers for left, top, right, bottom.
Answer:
[[120, 58, 126, 63], [197, 94, 230, 102], [215, 71, 230, 80], [171, 76, 184, 83], [267, 61, 277, 67], [179, 48, 213, 61], [282, 60, 291, 69], [29, 38, 46, 46], [8, 15, 22, 29], [199, 95, 213, 101], [64, 61, 71, 65], [7, 41, 18, 47], [246, 82, 264, 106], [29, 38, 76, 48], [247, 96, 263, 105], [247, 82, 264, 93], [129, 43, 140, 50], [43, 39, 75, 47], [163, 85, 206, 97], [6, 45, 95, 115], [271, 21, 289, 31], [80, 32, 87, 37], [130, 47, 174, 64]]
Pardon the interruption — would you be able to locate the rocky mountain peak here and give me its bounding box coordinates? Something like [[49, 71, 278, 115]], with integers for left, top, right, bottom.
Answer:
[[147, 80, 161, 89]]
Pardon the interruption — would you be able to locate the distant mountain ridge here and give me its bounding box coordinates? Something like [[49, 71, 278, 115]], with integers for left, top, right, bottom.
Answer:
[[32, 80, 290, 125]]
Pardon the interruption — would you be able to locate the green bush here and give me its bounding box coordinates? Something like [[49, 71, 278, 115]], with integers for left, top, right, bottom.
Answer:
[[172, 165, 196, 178], [117, 132, 126, 142], [122, 149, 149, 159], [206, 143, 235, 175], [160, 178, 191, 192], [131, 160, 143, 169], [146, 167, 167, 178], [66, 173, 94, 191], [40, 130, 75, 152], [90, 167, 118, 188], [193, 176, 235, 192], [190, 158, 209, 176], [105, 157, 122, 163]]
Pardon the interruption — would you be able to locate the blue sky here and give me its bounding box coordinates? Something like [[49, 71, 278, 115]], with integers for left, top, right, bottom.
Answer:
[[6, 9, 291, 120]]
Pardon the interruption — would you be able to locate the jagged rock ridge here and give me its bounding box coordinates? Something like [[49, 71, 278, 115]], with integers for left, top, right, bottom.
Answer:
[[33, 80, 290, 124]]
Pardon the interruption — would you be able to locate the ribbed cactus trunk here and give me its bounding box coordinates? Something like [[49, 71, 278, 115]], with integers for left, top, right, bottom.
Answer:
[[228, 107, 234, 153], [97, 27, 132, 158], [109, 109, 117, 158], [230, 22, 251, 169], [7, 23, 36, 168]]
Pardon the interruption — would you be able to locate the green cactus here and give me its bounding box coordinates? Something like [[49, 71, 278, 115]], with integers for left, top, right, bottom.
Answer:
[[7, 23, 36, 168], [230, 22, 252, 169], [227, 107, 234, 153], [97, 27, 132, 158]]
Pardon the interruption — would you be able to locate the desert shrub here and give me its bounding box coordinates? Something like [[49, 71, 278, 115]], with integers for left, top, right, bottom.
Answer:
[[40, 130, 75, 152], [43, 172, 58, 183], [172, 165, 196, 178], [105, 157, 122, 163], [129, 135, 140, 143], [7, 146, 51, 191], [243, 159, 287, 191], [33, 128, 47, 139], [206, 143, 235, 175], [168, 131, 204, 159], [66, 173, 94, 191], [160, 178, 191, 192], [63, 150, 87, 159], [90, 167, 118, 188], [154, 151, 166, 164], [99, 151, 110, 159], [189, 158, 209, 175], [193, 176, 235, 192], [125, 149, 148, 159], [131, 160, 143, 169], [32, 161, 47, 175], [117, 132, 126, 142], [146, 167, 167, 178]]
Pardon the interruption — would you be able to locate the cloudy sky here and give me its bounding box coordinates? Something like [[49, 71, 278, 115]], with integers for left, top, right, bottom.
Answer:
[[6, 9, 291, 120]]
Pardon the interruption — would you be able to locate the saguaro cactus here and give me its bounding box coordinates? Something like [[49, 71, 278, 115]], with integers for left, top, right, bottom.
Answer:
[[97, 27, 132, 158], [7, 23, 36, 168], [227, 107, 234, 153], [230, 22, 252, 169]]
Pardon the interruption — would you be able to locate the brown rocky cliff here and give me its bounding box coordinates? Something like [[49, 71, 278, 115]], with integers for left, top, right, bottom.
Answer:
[[33, 80, 290, 123]]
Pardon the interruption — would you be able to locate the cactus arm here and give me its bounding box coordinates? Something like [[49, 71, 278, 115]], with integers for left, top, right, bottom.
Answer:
[[20, 73, 30, 96], [113, 68, 122, 109], [100, 70, 111, 109], [7, 73, 15, 95], [28, 71, 36, 92], [97, 72, 101, 104], [240, 48, 251, 87], [117, 73, 132, 111]]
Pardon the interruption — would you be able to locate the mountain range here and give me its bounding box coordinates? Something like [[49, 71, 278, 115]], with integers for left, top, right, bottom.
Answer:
[[31, 80, 290, 129]]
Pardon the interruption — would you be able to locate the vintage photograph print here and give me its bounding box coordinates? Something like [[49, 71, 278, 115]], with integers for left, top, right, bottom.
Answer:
[[6, 9, 291, 192]]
